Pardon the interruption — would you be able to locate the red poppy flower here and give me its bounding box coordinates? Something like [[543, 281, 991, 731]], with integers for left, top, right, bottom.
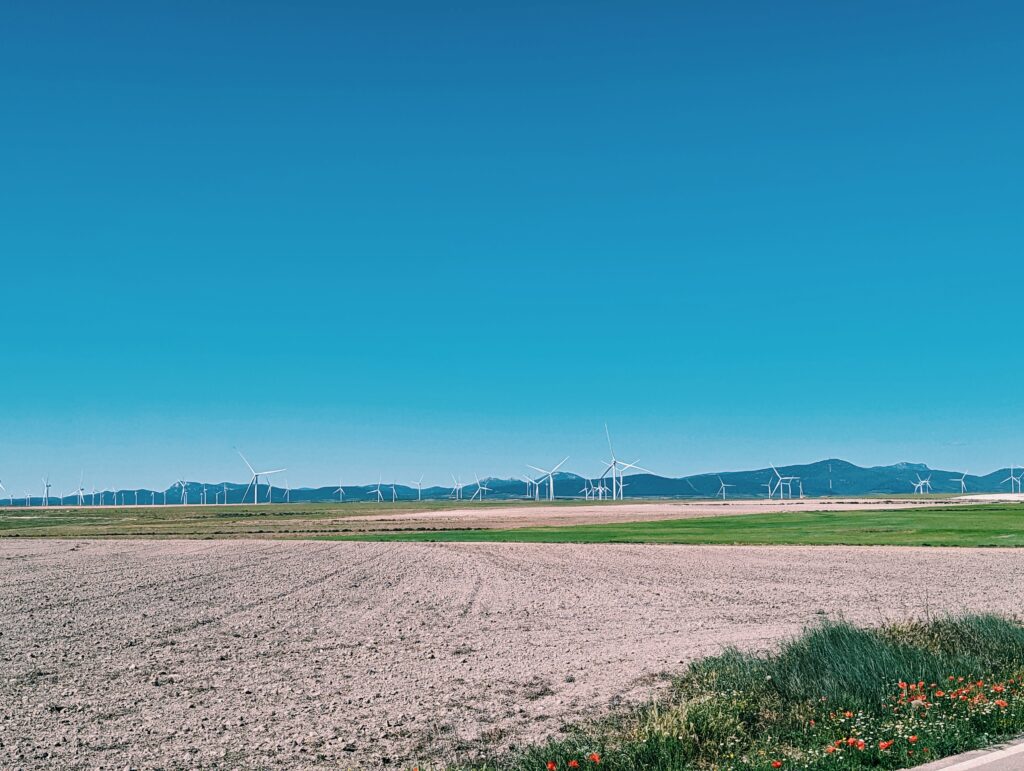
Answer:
[[569, 762, 579, 769], [879, 740, 894, 751], [588, 754, 601, 765], [825, 746, 836, 754], [547, 762, 557, 771], [771, 763, 782, 769], [856, 739, 866, 751], [995, 699, 1009, 708], [908, 735, 918, 743]]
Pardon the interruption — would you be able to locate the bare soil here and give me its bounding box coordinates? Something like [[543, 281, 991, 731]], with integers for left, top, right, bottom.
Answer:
[[337, 497, 940, 532], [2, 539, 1022, 769]]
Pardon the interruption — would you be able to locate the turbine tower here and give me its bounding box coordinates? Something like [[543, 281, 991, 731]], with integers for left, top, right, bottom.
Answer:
[[527, 457, 569, 501], [335, 481, 345, 502], [955, 472, 967, 494], [769, 465, 798, 499], [469, 475, 492, 501], [717, 477, 734, 500], [42, 476, 51, 507], [1003, 465, 1022, 494], [449, 474, 464, 500], [368, 477, 384, 503], [415, 475, 424, 501], [72, 472, 85, 506], [236, 448, 286, 505]]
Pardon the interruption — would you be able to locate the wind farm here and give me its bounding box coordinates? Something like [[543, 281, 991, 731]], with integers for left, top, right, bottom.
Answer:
[[5, 2, 1024, 769]]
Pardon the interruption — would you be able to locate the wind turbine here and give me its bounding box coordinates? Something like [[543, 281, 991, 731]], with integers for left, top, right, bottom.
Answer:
[[527, 457, 569, 501], [72, 472, 85, 506], [449, 474, 464, 500], [335, 481, 345, 502], [368, 477, 384, 503], [617, 460, 653, 499], [469, 475, 491, 501], [521, 476, 536, 499], [0, 480, 6, 506], [282, 478, 291, 503], [769, 465, 797, 499], [1003, 465, 1022, 494], [415, 475, 424, 501], [954, 472, 967, 494], [599, 425, 628, 500], [717, 477, 734, 500], [42, 476, 51, 507], [236, 449, 286, 505], [913, 473, 932, 495], [390, 481, 398, 503], [178, 479, 188, 504]]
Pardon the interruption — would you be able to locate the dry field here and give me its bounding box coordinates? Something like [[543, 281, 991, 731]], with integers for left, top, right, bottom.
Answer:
[[3, 539, 1024, 769], [0, 496, 955, 539], [339, 497, 940, 531]]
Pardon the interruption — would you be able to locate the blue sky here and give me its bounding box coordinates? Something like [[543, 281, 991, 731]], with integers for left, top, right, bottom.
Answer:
[[1, 1, 1022, 490]]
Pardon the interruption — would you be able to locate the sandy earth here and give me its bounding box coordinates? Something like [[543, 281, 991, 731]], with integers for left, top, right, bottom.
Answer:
[[2, 539, 1023, 770], [337, 497, 945, 531]]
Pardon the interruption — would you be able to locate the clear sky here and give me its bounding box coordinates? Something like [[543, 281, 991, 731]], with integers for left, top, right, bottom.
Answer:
[[2, 1, 1022, 491]]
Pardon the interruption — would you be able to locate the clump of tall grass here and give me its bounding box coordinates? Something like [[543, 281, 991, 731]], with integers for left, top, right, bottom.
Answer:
[[452, 614, 1024, 771]]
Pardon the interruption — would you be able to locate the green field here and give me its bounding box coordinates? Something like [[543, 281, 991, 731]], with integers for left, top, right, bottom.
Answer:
[[326, 504, 1024, 547], [2, 500, 1022, 546], [0, 498, 592, 538]]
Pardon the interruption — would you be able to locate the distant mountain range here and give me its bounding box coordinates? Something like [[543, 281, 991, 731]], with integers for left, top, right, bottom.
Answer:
[[8, 459, 1024, 506]]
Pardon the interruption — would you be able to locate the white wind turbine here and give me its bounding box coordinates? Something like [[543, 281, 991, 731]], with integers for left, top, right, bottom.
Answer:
[[913, 473, 932, 495], [717, 477, 734, 500], [449, 474, 464, 500], [1002, 465, 1022, 494], [580, 478, 594, 500], [390, 481, 398, 503], [282, 478, 291, 503], [335, 481, 345, 502], [522, 476, 536, 499], [42, 476, 51, 507], [470, 475, 491, 501], [178, 479, 188, 504], [769, 465, 798, 499], [72, 472, 85, 506], [236, 449, 286, 505], [367, 477, 384, 503], [527, 457, 569, 501], [415, 475, 424, 501], [954, 472, 968, 494]]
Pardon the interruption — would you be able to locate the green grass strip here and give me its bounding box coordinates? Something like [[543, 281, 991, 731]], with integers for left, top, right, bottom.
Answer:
[[325, 504, 1024, 547]]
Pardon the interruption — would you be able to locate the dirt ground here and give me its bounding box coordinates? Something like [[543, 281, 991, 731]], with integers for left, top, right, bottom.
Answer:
[[339, 496, 942, 531], [3, 539, 1023, 770]]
